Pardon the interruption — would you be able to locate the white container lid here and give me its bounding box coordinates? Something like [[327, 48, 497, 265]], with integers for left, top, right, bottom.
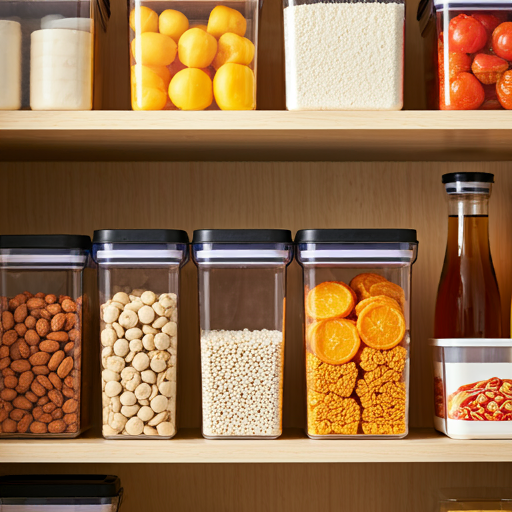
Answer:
[[430, 338, 512, 347]]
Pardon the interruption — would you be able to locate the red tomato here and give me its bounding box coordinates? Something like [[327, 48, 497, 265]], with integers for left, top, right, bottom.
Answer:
[[472, 14, 502, 35], [496, 69, 512, 108], [492, 22, 512, 60], [449, 14, 488, 53], [441, 72, 485, 110], [471, 53, 509, 84], [439, 47, 472, 81]]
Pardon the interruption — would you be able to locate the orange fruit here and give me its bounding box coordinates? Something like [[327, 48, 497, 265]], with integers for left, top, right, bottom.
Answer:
[[349, 273, 387, 301], [355, 295, 402, 316], [369, 281, 405, 308], [356, 303, 406, 350], [310, 318, 360, 365], [305, 281, 355, 320]]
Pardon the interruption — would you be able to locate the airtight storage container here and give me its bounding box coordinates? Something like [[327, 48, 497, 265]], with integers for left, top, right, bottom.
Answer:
[[296, 229, 418, 438], [0, 0, 108, 110], [192, 229, 293, 439], [92, 229, 189, 440], [0, 235, 92, 438], [0, 474, 123, 511], [431, 339, 512, 439], [418, 0, 512, 110], [283, 0, 405, 110], [128, 0, 259, 110]]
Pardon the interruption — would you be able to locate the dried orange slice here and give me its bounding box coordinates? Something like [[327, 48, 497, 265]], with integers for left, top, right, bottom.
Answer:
[[310, 318, 361, 365], [356, 303, 406, 350], [369, 281, 405, 308], [349, 273, 387, 301], [305, 281, 355, 320], [355, 295, 402, 316]]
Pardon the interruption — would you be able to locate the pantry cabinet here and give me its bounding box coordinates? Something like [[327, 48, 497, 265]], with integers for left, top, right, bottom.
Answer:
[[1, 0, 512, 510]]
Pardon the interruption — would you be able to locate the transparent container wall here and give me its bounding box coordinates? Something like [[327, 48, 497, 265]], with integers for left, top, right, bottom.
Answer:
[[0, 0, 96, 111], [196, 265, 286, 439], [129, 0, 259, 110], [0, 262, 89, 438], [433, 343, 512, 439], [98, 265, 180, 440], [0, 496, 121, 512], [283, 0, 404, 110], [432, 7, 512, 110]]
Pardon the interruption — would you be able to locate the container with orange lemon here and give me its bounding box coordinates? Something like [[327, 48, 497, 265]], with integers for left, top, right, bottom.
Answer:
[[296, 229, 418, 439], [128, 0, 259, 110]]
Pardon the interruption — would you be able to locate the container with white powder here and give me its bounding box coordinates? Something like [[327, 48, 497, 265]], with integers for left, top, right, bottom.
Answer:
[[192, 229, 293, 439], [283, 0, 405, 110]]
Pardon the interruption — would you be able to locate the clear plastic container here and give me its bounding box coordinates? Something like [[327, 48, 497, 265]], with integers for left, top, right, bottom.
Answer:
[[439, 488, 512, 512], [0, 474, 123, 512], [431, 338, 512, 439], [283, 0, 405, 110], [0, 0, 108, 110], [296, 229, 418, 438], [92, 229, 189, 440], [192, 229, 293, 439], [0, 235, 92, 438], [128, 0, 259, 111], [418, 0, 512, 110]]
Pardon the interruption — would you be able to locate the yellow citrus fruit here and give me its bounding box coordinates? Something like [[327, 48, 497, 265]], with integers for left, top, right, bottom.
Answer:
[[169, 68, 213, 110], [355, 295, 402, 316], [207, 5, 246, 38], [131, 84, 167, 110], [356, 303, 406, 350], [178, 28, 217, 68], [159, 9, 189, 43], [213, 63, 255, 110], [129, 6, 158, 33], [305, 281, 355, 321], [369, 281, 406, 309], [310, 318, 361, 365], [145, 65, 172, 87], [349, 273, 388, 301], [131, 32, 177, 66], [213, 32, 255, 70], [190, 23, 208, 31], [131, 65, 166, 91]]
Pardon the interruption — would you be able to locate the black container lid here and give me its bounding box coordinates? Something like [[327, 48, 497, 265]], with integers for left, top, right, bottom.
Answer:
[[0, 475, 121, 498], [0, 235, 91, 250], [93, 230, 189, 244], [192, 229, 293, 244], [442, 172, 494, 184], [295, 229, 418, 244]]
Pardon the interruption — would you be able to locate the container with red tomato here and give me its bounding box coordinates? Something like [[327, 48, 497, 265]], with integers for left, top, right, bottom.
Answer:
[[418, 0, 512, 110]]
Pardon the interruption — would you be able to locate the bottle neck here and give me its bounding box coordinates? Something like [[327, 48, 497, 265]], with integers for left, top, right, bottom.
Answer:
[[447, 193, 489, 217]]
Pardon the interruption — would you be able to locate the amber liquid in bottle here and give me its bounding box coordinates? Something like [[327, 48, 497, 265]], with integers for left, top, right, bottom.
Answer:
[[434, 193, 501, 338]]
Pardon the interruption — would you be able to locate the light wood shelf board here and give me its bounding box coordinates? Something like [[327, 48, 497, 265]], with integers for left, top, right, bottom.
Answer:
[[1, 428, 511, 463]]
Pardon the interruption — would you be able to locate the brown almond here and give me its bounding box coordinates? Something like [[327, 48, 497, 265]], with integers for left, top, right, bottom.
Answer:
[[62, 386, 74, 398], [48, 389, 63, 407], [25, 391, 38, 403], [62, 399, 78, 414], [30, 421, 47, 434], [2, 330, 17, 346], [59, 295, 71, 304], [27, 298, 45, 310], [50, 313, 66, 332], [35, 293, 45, 299], [39, 413, 53, 423], [48, 350, 65, 372], [22, 291, 33, 299], [17, 413, 32, 433], [64, 375, 74, 389], [57, 357, 73, 379], [12, 396, 32, 410], [39, 340, 60, 353], [2, 418, 16, 433], [32, 365, 50, 376], [15, 293, 28, 304], [30, 381, 46, 397], [3, 368, 15, 377], [66, 423, 77, 433], [64, 313, 77, 331], [39, 309, 51, 320], [4, 375, 17, 388], [48, 372, 62, 390], [13, 304, 28, 323], [0, 406, 9, 423], [14, 323, 27, 337], [8, 297, 21, 311], [32, 406, 43, 420], [10, 409, 26, 421], [25, 329, 40, 346], [35, 318, 50, 337], [61, 299, 76, 313], [1, 311, 15, 330], [63, 413, 77, 425], [0, 389, 16, 401], [64, 342, 74, 354], [30, 346, 38, 355], [18, 340, 30, 359], [29, 352, 50, 366], [46, 304, 62, 316], [48, 419, 66, 433], [68, 329, 80, 342], [9, 341, 21, 361], [43, 402, 56, 413], [0, 346, 8, 358], [52, 408, 64, 420], [37, 395, 49, 406], [36, 375, 53, 391], [45, 294, 57, 305], [31, 309, 42, 320], [24, 316, 36, 329], [0, 357, 11, 370], [47, 332, 68, 343], [10, 359, 31, 373]]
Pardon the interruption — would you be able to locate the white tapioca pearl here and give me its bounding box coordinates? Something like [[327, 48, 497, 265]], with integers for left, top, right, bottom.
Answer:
[[125, 327, 143, 341], [144, 425, 158, 436], [138, 406, 154, 422], [142, 334, 155, 351], [148, 411, 167, 426], [119, 309, 138, 329], [141, 370, 157, 384], [111, 396, 121, 413], [152, 302, 165, 316], [170, 310, 178, 322], [132, 352, 150, 371], [141, 291, 157, 305], [106, 356, 125, 373], [154, 333, 170, 350], [166, 367, 176, 381], [162, 321, 177, 337], [157, 422, 175, 437], [101, 328, 117, 347], [120, 391, 137, 406], [102, 393, 111, 407], [102, 369, 120, 382], [160, 297, 173, 309], [105, 381, 122, 397], [138, 305, 155, 324], [150, 395, 168, 413], [110, 412, 127, 431], [125, 351, 135, 363], [103, 425, 119, 436], [135, 382, 152, 400], [125, 416, 144, 435], [113, 338, 129, 357], [142, 325, 158, 334], [150, 358, 167, 373], [149, 384, 159, 400], [124, 372, 141, 392], [102, 346, 113, 359], [112, 322, 124, 338], [110, 301, 125, 310], [103, 306, 120, 324], [152, 317, 168, 329], [139, 399, 150, 406], [112, 292, 130, 305], [125, 301, 143, 312], [164, 308, 174, 318], [129, 339, 143, 352], [158, 381, 174, 397], [121, 404, 140, 418], [121, 367, 138, 381]]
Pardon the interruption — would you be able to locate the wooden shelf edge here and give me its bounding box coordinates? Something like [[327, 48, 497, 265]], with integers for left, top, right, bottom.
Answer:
[[0, 428, 511, 464]]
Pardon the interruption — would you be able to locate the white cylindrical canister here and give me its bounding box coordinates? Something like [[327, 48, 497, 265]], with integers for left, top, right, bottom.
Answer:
[[30, 28, 93, 110], [0, 20, 22, 110]]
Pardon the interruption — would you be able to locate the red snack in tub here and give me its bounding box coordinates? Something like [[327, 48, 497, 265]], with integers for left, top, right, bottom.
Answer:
[[471, 53, 508, 84], [492, 22, 512, 60], [449, 14, 487, 53], [496, 69, 512, 109], [441, 72, 485, 110]]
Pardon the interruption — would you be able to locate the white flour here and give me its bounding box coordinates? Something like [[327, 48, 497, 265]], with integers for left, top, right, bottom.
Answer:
[[284, 1, 404, 110]]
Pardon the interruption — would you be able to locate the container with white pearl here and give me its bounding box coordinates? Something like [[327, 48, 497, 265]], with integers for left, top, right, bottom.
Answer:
[[0, 20, 22, 110]]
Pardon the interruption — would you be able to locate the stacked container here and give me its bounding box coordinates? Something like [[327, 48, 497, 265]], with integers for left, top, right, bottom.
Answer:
[[0, 235, 92, 437], [296, 229, 418, 438], [192, 229, 293, 439], [128, 0, 260, 110], [92, 229, 189, 439]]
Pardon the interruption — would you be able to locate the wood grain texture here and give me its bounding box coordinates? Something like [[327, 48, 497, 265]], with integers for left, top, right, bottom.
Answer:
[[0, 162, 510, 432]]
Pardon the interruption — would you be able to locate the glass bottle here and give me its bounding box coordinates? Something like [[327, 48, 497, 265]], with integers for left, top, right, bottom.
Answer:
[[434, 172, 501, 338]]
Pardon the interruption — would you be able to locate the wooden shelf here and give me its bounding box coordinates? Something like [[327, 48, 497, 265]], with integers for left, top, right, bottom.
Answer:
[[2, 111, 512, 162], [1, 428, 511, 463]]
